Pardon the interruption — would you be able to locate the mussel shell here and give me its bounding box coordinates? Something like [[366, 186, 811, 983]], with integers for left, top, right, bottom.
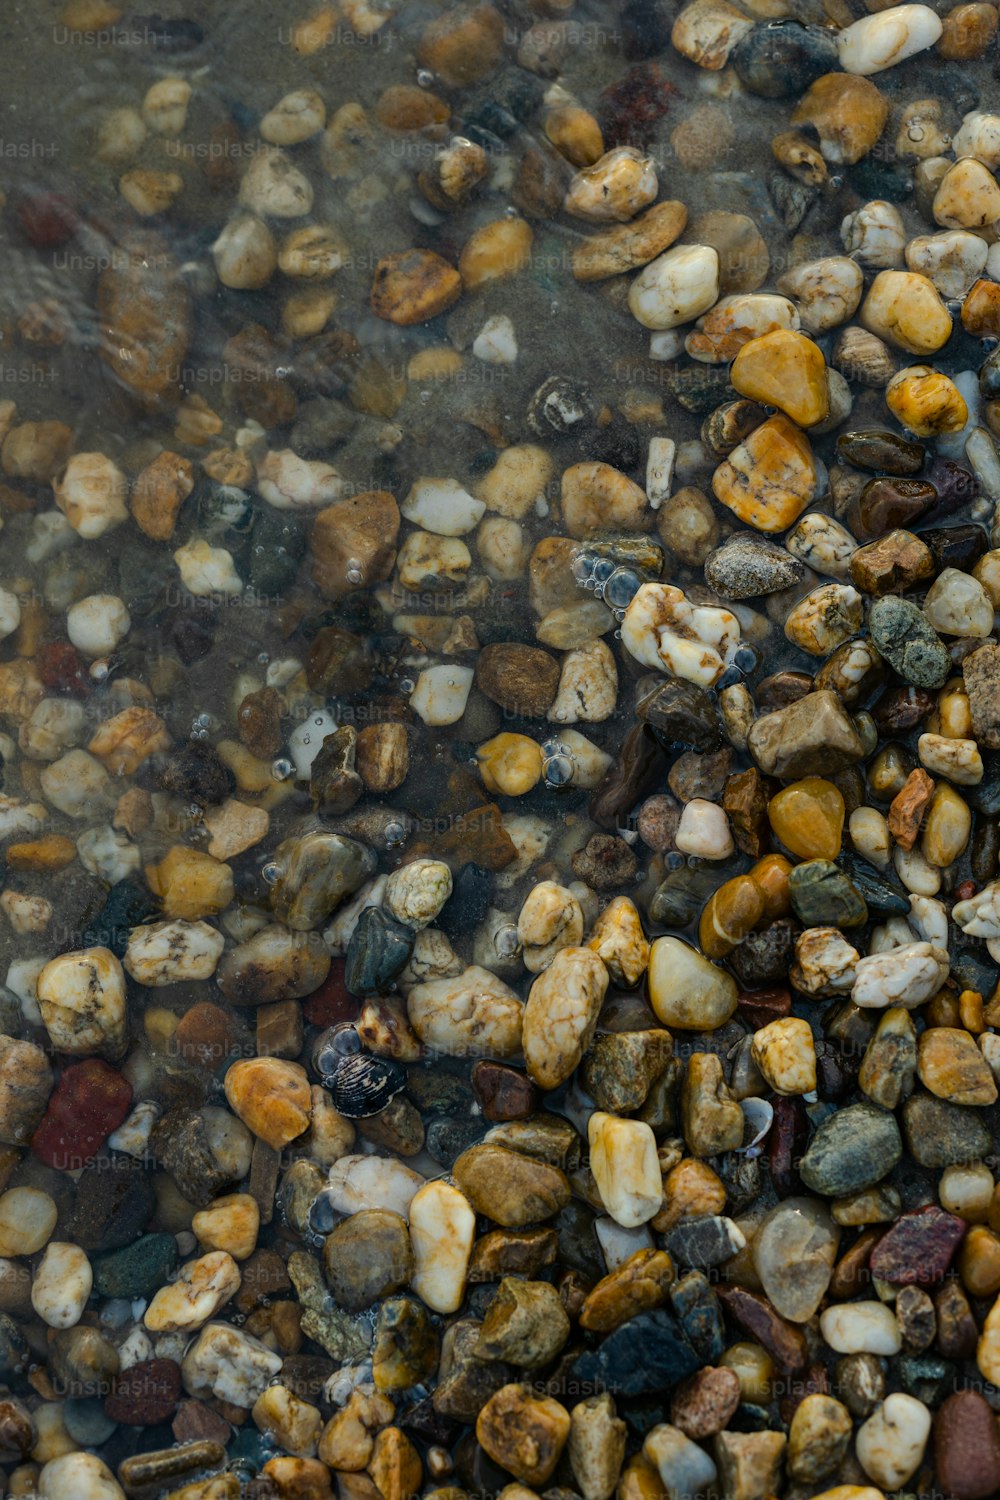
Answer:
[[327, 1053, 406, 1118]]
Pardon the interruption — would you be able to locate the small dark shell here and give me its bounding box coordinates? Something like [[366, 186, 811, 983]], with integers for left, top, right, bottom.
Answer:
[[327, 1053, 406, 1118]]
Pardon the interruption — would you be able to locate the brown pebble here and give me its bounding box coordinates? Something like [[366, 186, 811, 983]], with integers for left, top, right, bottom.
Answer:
[[938, 1, 997, 58], [475, 642, 561, 718], [670, 1366, 741, 1439], [238, 687, 284, 761]]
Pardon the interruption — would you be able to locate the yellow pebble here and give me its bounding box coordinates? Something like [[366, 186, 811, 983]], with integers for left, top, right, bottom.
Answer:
[[475, 732, 543, 795], [768, 777, 845, 860], [544, 106, 604, 167], [885, 365, 968, 436], [730, 329, 829, 428], [698, 875, 764, 959], [921, 782, 971, 868], [720, 1341, 773, 1402], [459, 217, 534, 290]]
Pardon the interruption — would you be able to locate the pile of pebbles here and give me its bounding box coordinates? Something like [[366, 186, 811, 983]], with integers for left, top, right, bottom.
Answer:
[[7, 0, 1000, 1496]]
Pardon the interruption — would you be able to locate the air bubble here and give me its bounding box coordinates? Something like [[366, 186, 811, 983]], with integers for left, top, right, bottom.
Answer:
[[571, 551, 596, 583], [604, 567, 641, 609], [665, 850, 685, 870], [544, 752, 573, 787], [261, 861, 281, 886], [400, 678, 414, 694], [271, 757, 294, 781], [385, 820, 406, 847], [593, 558, 615, 585], [416, 68, 435, 86], [346, 559, 363, 585]]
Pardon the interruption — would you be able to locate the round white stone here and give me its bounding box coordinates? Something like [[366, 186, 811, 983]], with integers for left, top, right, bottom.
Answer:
[[31, 1241, 92, 1329], [66, 595, 130, 657], [837, 4, 942, 74]]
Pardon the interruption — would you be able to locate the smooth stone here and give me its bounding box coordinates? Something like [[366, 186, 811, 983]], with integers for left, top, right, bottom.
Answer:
[[731, 19, 839, 97], [635, 677, 720, 750], [344, 907, 414, 997], [669, 1271, 726, 1362], [902, 1094, 991, 1167], [665, 1216, 746, 1271], [869, 1205, 966, 1286], [752, 1198, 840, 1323], [799, 1102, 903, 1196]]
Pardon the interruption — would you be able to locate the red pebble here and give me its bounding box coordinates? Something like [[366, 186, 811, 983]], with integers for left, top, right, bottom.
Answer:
[[598, 63, 675, 148], [954, 880, 977, 902], [16, 192, 78, 249], [32, 1060, 132, 1172], [36, 642, 91, 698], [737, 987, 791, 1030], [869, 1204, 967, 1285], [302, 959, 357, 1028], [105, 1359, 181, 1426]]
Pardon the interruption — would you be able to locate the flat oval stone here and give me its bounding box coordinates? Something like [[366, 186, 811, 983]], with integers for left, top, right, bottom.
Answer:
[[836, 429, 925, 474], [753, 1198, 840, 1322], [799, 1102, 903, 1196], [344, 907, 414, 997]]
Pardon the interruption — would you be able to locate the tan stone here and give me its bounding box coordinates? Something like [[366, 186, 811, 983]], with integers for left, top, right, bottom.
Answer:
[[224, 1058, 312, 1149]]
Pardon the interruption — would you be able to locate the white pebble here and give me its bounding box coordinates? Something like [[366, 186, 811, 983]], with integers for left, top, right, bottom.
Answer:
[[409, 665, 474, 726], [174, 539, 243, 597], [0, 588, 20, 641], [288, 708, 338, 778], [31, 1242, 92, 1329], [66, 594, 130, 657], [646, 437, 675, 508], [837, 4, 942, 74], [856, 1394, 931, 1490], [852, 941, 950, 1008], [77, 826, 141, 885], [212, 212, 277, 290], [409, 1180, 476, 1314], [820, 1301, 902, 1354], [675, 798, 734, 858], [401, 477, 485, 536], [628, 244, 720, 330], [260, 88, 326, 146], [841, 201, 906, 267], [472, 314, 518, 364], [256, 449, 344, 509], [239, 147, 314, 218]]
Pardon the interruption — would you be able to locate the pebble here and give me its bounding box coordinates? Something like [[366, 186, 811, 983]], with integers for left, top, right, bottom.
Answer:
[[838, 5, 942, 74], [409, 1180, 475, 1314], [800, 1102, 903, 1196], [628, 245, 720, 331], [644, 1424, 717, 1497], [712, 414, 817, 533], [476, 1384, 570, 1486], [565, 146, 658, 224], [522, 947, 608, 1087], [589, 1113, 662, 1228], [934, 1390, 1000, 1500], [407, 966, 524, 1057], [856, 1393, 931, 1489], [820, 1302, 902, 1356], [861, 270, 952, 356]]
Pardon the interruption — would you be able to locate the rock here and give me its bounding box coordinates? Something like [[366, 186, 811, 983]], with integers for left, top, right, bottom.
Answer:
[[224, 1058, 311, 1150], [747, 690, 865, 777], [730, 329, 829, 426], [644, 1424, 717, 1498], [144, 1252, 241, 1333], [791, 73, 889, 165], [97, 234, 190, 409], [372, 1298, 438, 1391], [918, 1026, 996, 1105], [409, 1180, 475, 1314], [310, 490, 400, 600], [572, 1310, 700, 1396], [572, 201, 687, 281], [522, 947, 608, 1089], [628, 245, 720, 330], [407, 966, 523, 1058], [579, 1248, 675, 1333], [476, 1277, 570, 1367], [217, 925, 331, 1004], [790, 860, 867, 928], [821, 1300, 902, 1355], [146, 846, 233, 922], [861, 270, 952, 355], [852, 943, 950, 1009], [648, 937, 738, 1030], [322, 1210, 413, 1313], [933, 1390, 1000, 1500], [752, 1198, 840, 1322], [476, 642, 561, 717], [712, 414, 816, 533], [903, 1093, 991, 1167], [681, 1053, 744, 1157], [476, 1384, 570, 1485], [570, 1393, 627, 1500], [453, 1144, 570, 1227], [589, 1113, 661, 1228], [704, 534, 803, 599], [36, 948, 126, 1059], [799, 1101, 903, 1195], [181, 1322, 282, 1408], [0, 1036, 52, 1144], [670, 1367, 741, 1440], [856, 1392, 931, 1489], [370, 250, 461, 325], [32, 1059, 131, 1172], [732, 20, 838, 96], [964, 643, 1000, 749], [565, 146, 658, 223], [869, 1205, 966, 1285], [787, 1393, 853, 1484], [125, 920, 225, 986]]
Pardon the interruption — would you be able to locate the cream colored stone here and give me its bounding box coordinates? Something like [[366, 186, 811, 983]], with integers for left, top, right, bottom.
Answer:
[[589, 1112, 662, 1228], [409, 1179, 476, 1313]]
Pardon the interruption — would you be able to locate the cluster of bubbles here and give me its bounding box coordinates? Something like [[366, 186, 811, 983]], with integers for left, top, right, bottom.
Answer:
[[571, 550, 644, 619], [540, 736, 575, 788], [190, 711, 219, 741]]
